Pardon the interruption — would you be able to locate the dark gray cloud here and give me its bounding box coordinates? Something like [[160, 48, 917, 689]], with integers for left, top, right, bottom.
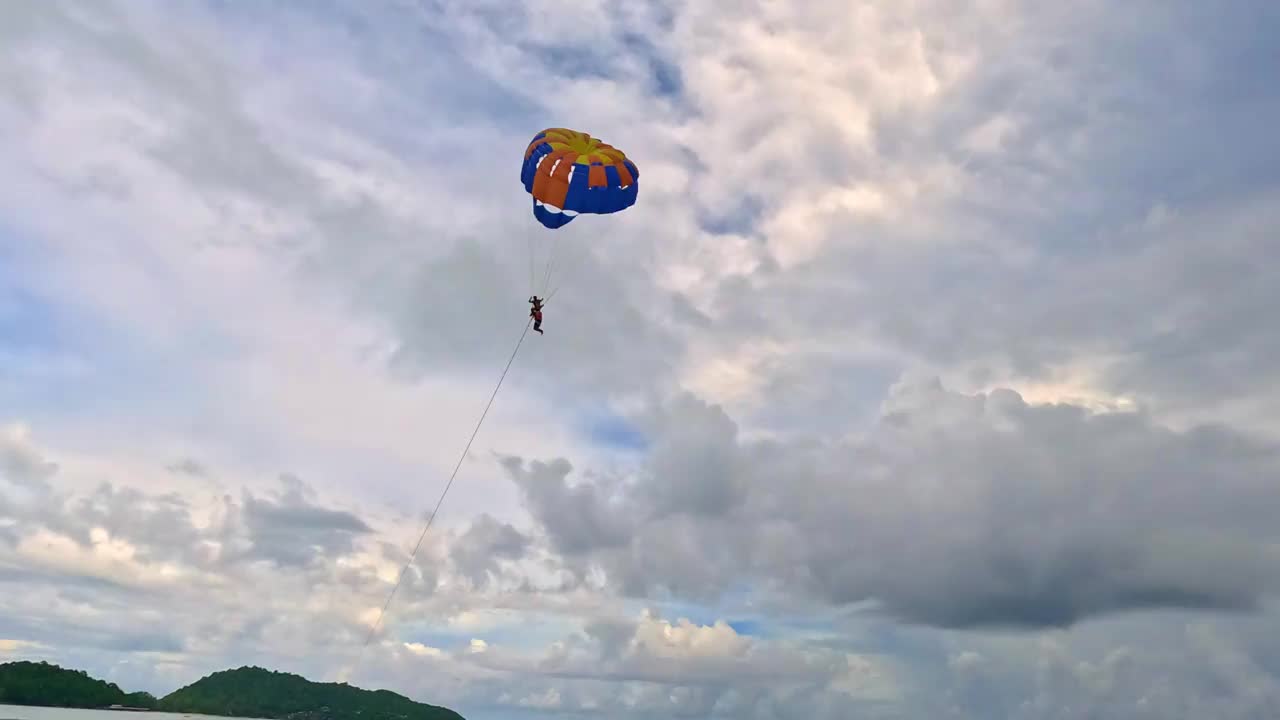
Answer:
[[101, 629, 186, 654], [52, 484, 208, 563], [166, 458, 208, 477], [505, 380, 1280, 629], [502, 457, 635, 557], [933, 611, 1280, 720], [449, 513, 530, 587], [241, 475, 372, 568], [0, 578, 186, 655], [640, 393, 746, 517]]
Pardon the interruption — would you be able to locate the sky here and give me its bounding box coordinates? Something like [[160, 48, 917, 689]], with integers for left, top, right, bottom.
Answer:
[[2, 0, 1280, 718]]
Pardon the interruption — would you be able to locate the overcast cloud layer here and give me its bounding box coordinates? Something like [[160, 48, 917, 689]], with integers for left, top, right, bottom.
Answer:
[[2, 1, 1279, 718]]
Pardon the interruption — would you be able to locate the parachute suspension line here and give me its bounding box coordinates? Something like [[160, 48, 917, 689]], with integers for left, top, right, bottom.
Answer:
[[544, 261, 570, 304], [539, 233, 562, 297], [539, 236, 557, 297], [545, 239, 587, 304], [356, 317, 534, 665], [527, 233, 536, 296]]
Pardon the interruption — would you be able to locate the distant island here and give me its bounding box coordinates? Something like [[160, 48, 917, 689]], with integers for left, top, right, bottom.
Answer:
[[0, 661, 157, 711], [0, 662, 464, 720]]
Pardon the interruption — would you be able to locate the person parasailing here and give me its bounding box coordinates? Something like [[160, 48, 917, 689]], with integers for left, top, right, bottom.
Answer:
[[529, 295, 545, 334]]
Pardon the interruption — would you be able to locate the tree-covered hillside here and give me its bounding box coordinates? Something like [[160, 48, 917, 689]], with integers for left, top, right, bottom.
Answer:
[[158, 666, 465, 720], [0, 660, 157, 709], [0, 661, 464, 720]]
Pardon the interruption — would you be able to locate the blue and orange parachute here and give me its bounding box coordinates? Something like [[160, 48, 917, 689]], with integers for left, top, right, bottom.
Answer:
[[521, 128, 639, 229]]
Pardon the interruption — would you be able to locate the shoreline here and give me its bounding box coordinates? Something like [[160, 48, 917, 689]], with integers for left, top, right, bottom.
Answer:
[[0, 705, 265, 720]]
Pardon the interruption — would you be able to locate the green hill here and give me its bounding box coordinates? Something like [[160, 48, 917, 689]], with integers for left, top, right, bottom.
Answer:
[[157, 666, 465, 720], [0, 661, 464, 720], [0, 660, 157, 709]]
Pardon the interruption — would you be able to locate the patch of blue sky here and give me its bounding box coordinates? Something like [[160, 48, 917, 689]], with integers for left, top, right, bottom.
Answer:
[[0, 281, 66, 352], [618, 31, 683, 101], [626, 603, 835, 643], [0, 229, 98, 414], [644, 583, 771, 634], [501, 16, 686, 111], [646, 600, 721, 628], [524, 41, 618, 85], [580, 409, 648, 452], [726, 618, 762, 636], [696, 194, 762, 238], [803, 611, 954, 669]]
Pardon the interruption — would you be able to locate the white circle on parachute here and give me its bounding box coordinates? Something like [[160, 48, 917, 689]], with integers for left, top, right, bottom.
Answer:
[[533, 199, 578, 218]]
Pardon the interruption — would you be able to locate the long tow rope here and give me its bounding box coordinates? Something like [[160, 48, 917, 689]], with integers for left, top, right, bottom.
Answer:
[[353, 316, 534, 672]]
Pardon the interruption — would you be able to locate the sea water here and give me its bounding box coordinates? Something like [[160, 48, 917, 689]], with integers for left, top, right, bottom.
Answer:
[[0, 707, 265, 720]]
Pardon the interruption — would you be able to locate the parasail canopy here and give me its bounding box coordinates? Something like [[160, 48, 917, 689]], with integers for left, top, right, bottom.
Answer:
[[521, 128, 639, 229]]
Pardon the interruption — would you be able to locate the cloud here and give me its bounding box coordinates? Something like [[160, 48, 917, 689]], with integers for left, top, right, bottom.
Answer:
[[404, 608, 893, 719], [931, 611, 1280, 720], [0, 639, 42, 655], [2, 0, 1279, 718], [448, 513, 531, 587], [0, 421, 899, 717], [241, 475, 373, 569], [166, 458, 208, 477], [506, 380, 1280, 629], [503, 457, 635, 558], [1, 423, 59, 548], [1, 422, 57, 490]]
